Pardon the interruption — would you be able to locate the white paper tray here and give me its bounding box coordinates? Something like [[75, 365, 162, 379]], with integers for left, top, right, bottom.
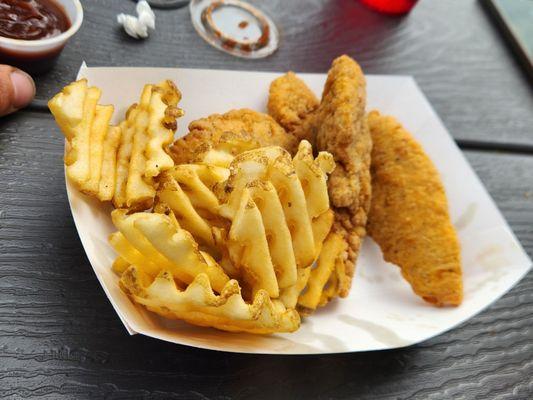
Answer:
[[64, 64, 532, 354]]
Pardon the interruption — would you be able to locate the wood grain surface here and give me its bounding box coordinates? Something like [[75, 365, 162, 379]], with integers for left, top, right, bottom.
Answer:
[[1, 0, 532, 399]]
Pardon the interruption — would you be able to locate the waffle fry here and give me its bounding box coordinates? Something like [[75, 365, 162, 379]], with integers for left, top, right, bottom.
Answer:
[[85, 104, 114, 195], [156, 164, 229, 248], [50, 79, 183, 209], [110, 210, 229, 293], [109, 230, 159, 275], [115, 79, 183, 210], [98, 125, 122, 201], [120, 267, 300, 334], [248, 181, 297, 288], [50, 83, 100, 187], [226, 187, 281, 298], [50, 80, 131, 202], [215, 142, 334, 304], [125, 85, 158, 209], [48, 79, 88, 139], [112, 256, 130, 275], [145, 80, 183, 178], [279, 267, 311, 309], [157, 173, 215, 247], [293, 141, 335, 219], [298, 232, 347, 311], [164, 164, 228, 215]]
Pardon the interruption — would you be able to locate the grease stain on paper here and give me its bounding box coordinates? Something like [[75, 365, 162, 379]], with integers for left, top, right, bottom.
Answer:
[[455, 203, 478, 230], [467, 244, 509, 294], [339, 315, 410, 348]]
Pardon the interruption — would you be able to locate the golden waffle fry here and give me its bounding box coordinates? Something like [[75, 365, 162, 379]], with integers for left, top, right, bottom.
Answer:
[[48, 79, 88, 139], [156, 164, 229, 248], [120, 267, 300, 334], [124, 81, 183, 210], [226, 187, 280, 298], [112, 256, 130, 275], [134, 215, 229, 292], [109, 231, 160, 276], [52, 84, 101, 187], [269, 155, 316, 268], [248, 181, 297, 288], [215, 143, 335, 304], [218, 146, 287, 214], [111, 210, 229, 293], [279, 267, 311, 309], [50, 79, 182, 208], [126, 84, 157, 209], [157, 174, 215, 247], [166, 165, 228, 216], [293, 141, 335, 219], [312, 209, 335, 251], [145, 81, 183, 178], [98, 125, 122, 201], [298, 232, 347, 311], [50, 80, 128, 201], [219, 145, 317, 267], [281, 210, 334, 311], [84, 104, 114, 195], [113, 114, 137, 208]]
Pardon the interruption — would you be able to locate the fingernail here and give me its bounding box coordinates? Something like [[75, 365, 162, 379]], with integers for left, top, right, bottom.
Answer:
[[10, 69, 36, 109]]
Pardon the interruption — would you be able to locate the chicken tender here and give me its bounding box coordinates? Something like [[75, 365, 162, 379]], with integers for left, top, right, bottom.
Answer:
[[314, 57, 372, 280], [169, 109, 297, 165], [270, 56, 372, 297], [268, 72, 319, 143], [367, 111, 463, 307]]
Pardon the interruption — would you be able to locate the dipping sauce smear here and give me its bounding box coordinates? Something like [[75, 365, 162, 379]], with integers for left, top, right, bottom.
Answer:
[[0, 0, 71, 40]]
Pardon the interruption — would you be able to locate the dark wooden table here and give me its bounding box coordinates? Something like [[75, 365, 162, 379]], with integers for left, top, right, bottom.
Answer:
[[1, 0, 532, 398]]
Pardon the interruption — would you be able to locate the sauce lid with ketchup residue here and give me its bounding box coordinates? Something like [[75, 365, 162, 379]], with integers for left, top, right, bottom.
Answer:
[[189, 0, 279, 59]]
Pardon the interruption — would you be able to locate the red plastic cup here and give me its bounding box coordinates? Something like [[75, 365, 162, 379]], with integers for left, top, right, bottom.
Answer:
[[360, 0, 418, 15]]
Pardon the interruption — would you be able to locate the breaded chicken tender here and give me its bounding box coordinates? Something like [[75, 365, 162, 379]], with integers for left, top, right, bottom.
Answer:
[[169, 109, 297, 165], [268, 56, 372, 297], [268, 72, 319, 142], [367, 111, 463, 307]]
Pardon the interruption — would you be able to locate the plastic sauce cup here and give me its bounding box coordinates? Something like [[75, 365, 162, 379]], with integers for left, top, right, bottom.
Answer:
[[0, 0, 84, 75]]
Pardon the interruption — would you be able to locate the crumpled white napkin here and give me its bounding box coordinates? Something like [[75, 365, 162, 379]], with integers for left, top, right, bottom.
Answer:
[[117, 1, 156, 39]]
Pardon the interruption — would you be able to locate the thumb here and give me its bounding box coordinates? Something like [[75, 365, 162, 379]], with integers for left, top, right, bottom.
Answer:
[[0, 65, 36, 117]]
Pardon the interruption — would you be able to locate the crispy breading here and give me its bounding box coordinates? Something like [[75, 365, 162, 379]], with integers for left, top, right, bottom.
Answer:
[[273, 56, 372, 296], [169, 109, 297, 165], [367, 111, 463, 307], [268, 72, 319, 142]]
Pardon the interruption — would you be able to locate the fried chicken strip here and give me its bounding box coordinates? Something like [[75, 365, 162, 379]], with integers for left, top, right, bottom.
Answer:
[[367, 111, 463, 306], [269, 56, 372, 297], [314, 56, 372, 296], [267, 72, 319, 143], [169, 109, 297, 165]]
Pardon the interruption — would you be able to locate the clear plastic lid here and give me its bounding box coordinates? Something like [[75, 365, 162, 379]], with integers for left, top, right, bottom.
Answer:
[[189, 0, 279, 59]]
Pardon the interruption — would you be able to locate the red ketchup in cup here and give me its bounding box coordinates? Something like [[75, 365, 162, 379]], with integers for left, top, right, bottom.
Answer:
[[0, 0, 83, 74]]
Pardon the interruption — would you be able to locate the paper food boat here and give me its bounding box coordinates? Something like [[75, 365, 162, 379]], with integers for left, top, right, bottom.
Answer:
[[64, 64, 532, 354]]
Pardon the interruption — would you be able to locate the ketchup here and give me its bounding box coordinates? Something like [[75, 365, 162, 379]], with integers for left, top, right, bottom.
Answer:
[[0, 0, 71, 41], [0, 0, 72, 74]]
